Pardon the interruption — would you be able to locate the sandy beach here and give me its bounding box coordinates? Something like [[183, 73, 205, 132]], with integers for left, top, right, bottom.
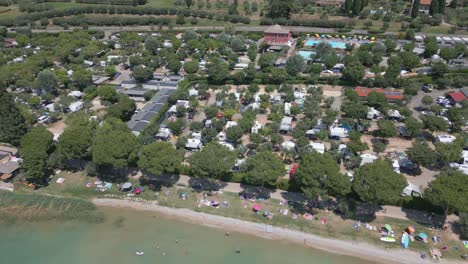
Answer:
[[93, 198, 460, 264]]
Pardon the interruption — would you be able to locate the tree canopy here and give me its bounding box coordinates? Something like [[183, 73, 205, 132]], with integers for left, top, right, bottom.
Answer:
[[190, 142, 236, 180], [36, 70, 59, 95], [92, 118, 139, 177], [352, 159, 407, 207], [295, 151, 351, 199], [0, 92, 28, 146], [57, 115, 96, 164], [138, 141, 182, 177], [285, 54, 305, 76], [424, 170, 468, 214], [19, 127, 53, 184], [244, 152, 284, 187], [406, 139, 436, 167]]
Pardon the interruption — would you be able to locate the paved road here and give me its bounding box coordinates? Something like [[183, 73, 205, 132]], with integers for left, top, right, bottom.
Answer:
[[13, 26, 468, 37], [407, 89, 454, 120]]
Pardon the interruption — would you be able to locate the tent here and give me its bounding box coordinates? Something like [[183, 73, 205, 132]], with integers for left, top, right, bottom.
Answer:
[[120, 182, 133, 192], [401, 232, 410, 249]]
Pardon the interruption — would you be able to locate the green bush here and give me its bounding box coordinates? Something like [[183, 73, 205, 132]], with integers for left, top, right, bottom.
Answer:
[[276, 178, 289, 191], [229, 172, 246, 183]]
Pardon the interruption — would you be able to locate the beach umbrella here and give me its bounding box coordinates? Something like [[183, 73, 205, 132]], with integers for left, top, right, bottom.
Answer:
[[385, 224, 392, 232], [253, 204, 261, 212], [371, 37, 375, 41], [418, 233, 428, 239], [407, 226, 415, 234]]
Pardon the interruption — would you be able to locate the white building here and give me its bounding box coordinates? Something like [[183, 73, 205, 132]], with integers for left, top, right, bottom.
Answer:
[[186, 138, 203, 151], [251, 121, 262, 134], [330, 127, 349, 139]]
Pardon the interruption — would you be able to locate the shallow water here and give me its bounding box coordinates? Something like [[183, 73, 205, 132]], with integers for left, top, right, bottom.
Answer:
[[0, 207, 376, 264]]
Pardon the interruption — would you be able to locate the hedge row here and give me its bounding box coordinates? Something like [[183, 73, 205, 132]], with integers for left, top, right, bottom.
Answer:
[[0, 6, 250, 26], [52, 16, 172, 26], [0, 0, 16, 6], [260, 18, 347, 28], [76, 0, 144, 6]]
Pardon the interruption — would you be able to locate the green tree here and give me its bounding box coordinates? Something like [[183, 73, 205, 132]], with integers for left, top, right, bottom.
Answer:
[[167, 59, 182, 74], [132, 65, 153, 83], [295, 151, 351, 199], [247, 44, 257, 62], [36, 70, 58, 94], [404, 116, 423, 138], [367, 91, 388, 111], [342, 61, 365, 84], [285, 54, 305, 76], [266, 0, 292, 18], [422, 115, 447, 134], [167, 119, 185, 135], [411, 0, 420, 18], [352, 0, 362, 15], [57, 116, 95, 168], [72, 69, 92, 90], [105, 66, 117, 78], [424, 170, 468, 215], [183, 60, 199, 74], [258, 53, 276, 69], [435, 141, 462, 163], [244, 152, 284, 187], [230, 35, 246, 52], [92, 118, 139, 179], [144, 36, 160, 55], [424, 37, 438, 58], [185, 0, 193, 8], [0, 92, 28, 146], [138, 142, 182, 177], [431, 62, 448, 80], [190, 142, 236, 180], [106, 96, 136, 122], [98, 85, 117, 103], [352, 159, 407, 210], [226, 125, 243, 143], [406, 139, 436, 167], [430, 0, 440, 15], [207, 58, 229, 84], [400, 51, 420, 69], [344, 0, 353, 14], [19, 127, 53, 184], [421, 95, 433, 107], [377, 120, 397, 138]]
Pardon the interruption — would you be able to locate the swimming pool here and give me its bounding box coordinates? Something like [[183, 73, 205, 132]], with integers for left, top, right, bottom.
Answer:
[[305, 40, 347, 49], [298, 50, 316, 60]]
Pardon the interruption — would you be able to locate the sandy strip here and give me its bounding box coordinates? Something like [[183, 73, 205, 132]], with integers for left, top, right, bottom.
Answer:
[[93, 198, 455, 264]]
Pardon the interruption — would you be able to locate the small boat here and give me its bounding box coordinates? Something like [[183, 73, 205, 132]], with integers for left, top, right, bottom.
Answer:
[[135, 251, 144, 256], [380, 237, 396, 242]]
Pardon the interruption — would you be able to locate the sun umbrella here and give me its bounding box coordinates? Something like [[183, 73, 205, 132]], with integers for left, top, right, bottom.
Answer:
[[253, 204, 261, 211], [212, 200, 219, 206], [385, 224, 392, 232], [418, 233, 428, 239], [407, 226, 415, 234]]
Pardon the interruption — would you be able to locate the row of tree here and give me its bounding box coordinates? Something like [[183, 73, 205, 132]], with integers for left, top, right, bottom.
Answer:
[[0, 5, 251, 26]]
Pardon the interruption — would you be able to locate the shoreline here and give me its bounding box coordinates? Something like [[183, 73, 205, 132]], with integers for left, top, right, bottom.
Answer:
[[93, 198, 455, 264]]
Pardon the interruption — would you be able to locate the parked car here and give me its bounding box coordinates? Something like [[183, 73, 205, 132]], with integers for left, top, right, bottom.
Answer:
[[37, 115, 50, 124], [422, 84, 432, 93]]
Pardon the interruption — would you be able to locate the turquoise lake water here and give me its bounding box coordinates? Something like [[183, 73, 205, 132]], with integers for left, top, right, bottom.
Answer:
[[0, 207, 377, 264]]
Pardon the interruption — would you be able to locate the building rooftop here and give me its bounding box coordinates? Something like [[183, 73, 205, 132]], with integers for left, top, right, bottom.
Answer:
[[448, 91, 466, 102]]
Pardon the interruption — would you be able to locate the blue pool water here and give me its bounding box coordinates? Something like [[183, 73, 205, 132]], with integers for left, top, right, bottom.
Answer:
[[298, 50, 316, 60], [305, 40, 347, 49]]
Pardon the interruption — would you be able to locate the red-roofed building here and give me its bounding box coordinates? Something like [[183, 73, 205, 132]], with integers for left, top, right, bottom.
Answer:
[[264, 25, 292, 46], [447, 92, 467, 103], [354, 87, 404, 101], [419, 0, 431, 14]]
